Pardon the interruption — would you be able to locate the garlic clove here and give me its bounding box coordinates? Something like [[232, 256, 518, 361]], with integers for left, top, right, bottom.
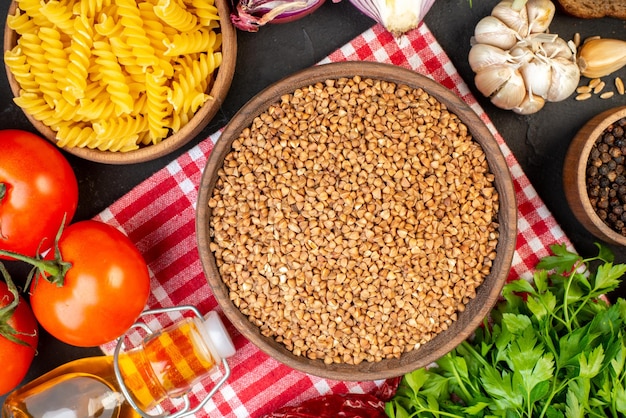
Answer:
[[577, 38, 626, 79], [519, 57, 551, 99], [474, 16, 519, 50], [491, 0, 529, 37], [512, 93, 545, 115], [474, 63, 515, 98], [525, 0, 555, 34], [546, 56, 580, 102], [468, 43, 511, 73], [490, 68, 526, 110]]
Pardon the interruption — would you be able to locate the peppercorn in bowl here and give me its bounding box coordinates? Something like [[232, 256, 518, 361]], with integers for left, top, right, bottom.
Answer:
[[563, 106, 626, 246], [196, 62, 517, 381], [4, 0, 236, 164]]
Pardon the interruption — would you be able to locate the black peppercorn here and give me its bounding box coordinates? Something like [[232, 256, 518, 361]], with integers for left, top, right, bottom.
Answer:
[[586, 116, 626, 236], [610, 147, 622, 158]]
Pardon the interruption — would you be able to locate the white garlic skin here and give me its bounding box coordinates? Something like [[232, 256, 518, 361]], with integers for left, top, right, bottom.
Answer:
[[469, 0, 579, 114], [490, 69, 526, 110], [513, 94, 545, 115], [546, 57, 580, 102], [519, 57, 551, 98], [474, 16, 519, 50], [468, 43, 512, 72], [525, 0, 555, 34], [491, 0, 529, 36]]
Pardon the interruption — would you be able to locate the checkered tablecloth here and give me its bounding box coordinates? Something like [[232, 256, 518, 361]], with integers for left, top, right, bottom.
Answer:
[[99, 22, 571, 417]]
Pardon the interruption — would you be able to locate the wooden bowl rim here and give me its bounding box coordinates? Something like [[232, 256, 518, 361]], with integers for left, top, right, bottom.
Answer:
[[565, 106, 626, 246], [196, 61, 518, 381], [4, 0, 237, 165]]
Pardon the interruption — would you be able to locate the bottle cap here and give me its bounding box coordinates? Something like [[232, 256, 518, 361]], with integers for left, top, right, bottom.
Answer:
[[201, 311, 237, 360]]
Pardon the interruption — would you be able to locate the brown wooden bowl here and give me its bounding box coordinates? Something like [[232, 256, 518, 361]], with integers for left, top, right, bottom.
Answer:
[[196, 62, 517, 381], [4, 0, 236, 165], [563, 106, 626, 246]]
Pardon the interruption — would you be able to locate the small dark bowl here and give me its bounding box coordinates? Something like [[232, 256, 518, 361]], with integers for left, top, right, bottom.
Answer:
[[563, 106, 626, 246]]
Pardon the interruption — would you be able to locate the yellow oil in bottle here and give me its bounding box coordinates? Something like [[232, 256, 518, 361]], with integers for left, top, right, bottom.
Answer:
[[118, 317, 217, 411]]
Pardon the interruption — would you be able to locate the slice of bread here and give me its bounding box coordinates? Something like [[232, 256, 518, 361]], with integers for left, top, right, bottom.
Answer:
[[556, 0, 626, 19]]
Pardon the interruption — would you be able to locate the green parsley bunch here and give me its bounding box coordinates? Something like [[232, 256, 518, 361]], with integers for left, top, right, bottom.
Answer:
[[386, 243, 626, 417]]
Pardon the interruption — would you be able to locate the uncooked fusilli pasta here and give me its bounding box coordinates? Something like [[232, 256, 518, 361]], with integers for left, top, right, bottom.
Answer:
[[6, 0, 224, 152], [154, 0, 198, 32]]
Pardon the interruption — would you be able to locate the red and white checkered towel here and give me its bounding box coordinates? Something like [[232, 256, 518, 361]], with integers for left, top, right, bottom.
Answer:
[[99, 22, 571, 417]]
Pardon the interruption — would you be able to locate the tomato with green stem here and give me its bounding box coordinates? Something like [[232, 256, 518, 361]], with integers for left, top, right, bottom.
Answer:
[[0, 263, 38, 395], [1, 220, 151, 347], [0, 130, 78, 259]]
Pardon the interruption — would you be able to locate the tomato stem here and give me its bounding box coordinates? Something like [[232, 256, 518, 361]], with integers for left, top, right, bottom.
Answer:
[[0, 183, 6, 201], [0, 220, 72, 288], [0, 249, 70, 285], [0, 262, 35, 347]]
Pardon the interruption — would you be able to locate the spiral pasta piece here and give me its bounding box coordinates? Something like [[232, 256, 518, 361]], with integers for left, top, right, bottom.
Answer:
[[55, 122, 99, 148], [138, 2, 175, 76], [18, 33, 62, 106], [145, 70, 172, 143], [16, 0, 49, 27], [7, 9, 40, 35], [4, 46, 37, 92], [40, 1, 75, 35], [163, 28, 217, 56], [154, 0, 198, 32], [13, 92, 59, 125], [40, 27, 70, 84], [93, 115, 148, 151], [92, 40, 134, 115], [117, 0, 160, 68], [93, 115, 150, 139], [60, 15, 94, 103]]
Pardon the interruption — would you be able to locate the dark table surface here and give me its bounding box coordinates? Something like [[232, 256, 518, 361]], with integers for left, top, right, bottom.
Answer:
[[1, 0, 626, 406]]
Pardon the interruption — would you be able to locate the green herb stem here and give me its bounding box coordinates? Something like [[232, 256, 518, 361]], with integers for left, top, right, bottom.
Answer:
[[448, 361, 474, 402]]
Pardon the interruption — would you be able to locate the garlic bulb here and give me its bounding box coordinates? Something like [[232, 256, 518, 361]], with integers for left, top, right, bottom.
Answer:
[[469, 0, 579, 115]]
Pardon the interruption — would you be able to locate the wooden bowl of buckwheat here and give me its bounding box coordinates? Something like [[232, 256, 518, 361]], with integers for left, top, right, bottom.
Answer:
[[4, 0, 236, 164], [196, 61, 517, 381]]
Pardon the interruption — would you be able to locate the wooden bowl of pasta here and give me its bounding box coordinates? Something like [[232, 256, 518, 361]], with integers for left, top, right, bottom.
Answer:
[[3, 0, 236, 164]]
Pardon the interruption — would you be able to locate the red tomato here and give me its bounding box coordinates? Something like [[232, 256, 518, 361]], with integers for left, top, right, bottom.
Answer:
[[29, 221, 151, 347], [0, 278, 39, 395], [0, 130, 78, 259]]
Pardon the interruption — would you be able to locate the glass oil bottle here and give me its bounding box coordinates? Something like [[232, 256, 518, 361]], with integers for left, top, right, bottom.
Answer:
[[3, 306, 236, 418]]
